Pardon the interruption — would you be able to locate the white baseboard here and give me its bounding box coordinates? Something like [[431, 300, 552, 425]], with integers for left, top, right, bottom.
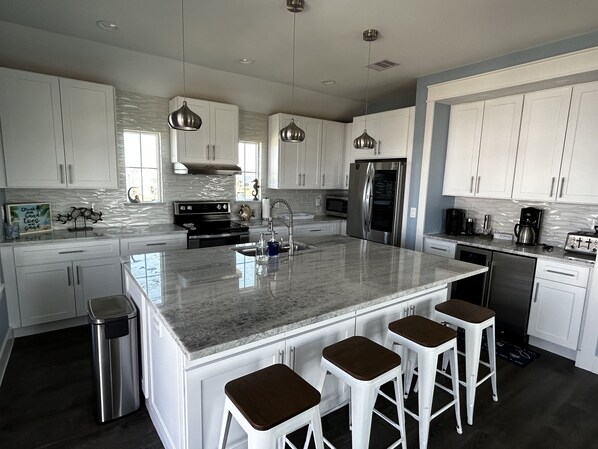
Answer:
[[529, 336, 577, 361], [0, 327, 14, 387]]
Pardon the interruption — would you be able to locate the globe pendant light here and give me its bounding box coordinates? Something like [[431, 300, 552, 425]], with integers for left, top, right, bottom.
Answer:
[[353, 29, 379, 150], [279, 0, 305, 143], [168, 0, 202, 131]]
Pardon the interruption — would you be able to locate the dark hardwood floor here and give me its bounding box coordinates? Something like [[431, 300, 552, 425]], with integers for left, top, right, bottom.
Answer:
[[1, 325, 598, 449]]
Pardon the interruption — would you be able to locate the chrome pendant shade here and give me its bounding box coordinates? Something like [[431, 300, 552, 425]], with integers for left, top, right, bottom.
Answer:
[[168, 0, 201, 131], [354, 28, 379, 150], [280, 0, 305, 143], [279, 118, 305, 143], [168, 101, 202, 131]]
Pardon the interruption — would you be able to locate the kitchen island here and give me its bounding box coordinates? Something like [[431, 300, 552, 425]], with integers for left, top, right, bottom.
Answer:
[[123, 235, 487, 449]]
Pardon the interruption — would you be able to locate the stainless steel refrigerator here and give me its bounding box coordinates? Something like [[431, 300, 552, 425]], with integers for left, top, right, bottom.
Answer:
[[346, 159, 406, 246]]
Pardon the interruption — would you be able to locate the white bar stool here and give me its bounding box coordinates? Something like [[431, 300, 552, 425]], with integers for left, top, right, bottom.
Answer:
[[386, 315, 462, 449], [434, 299, 498, 425], [218, 363, 324, 449], [317, 335, 407, 449]]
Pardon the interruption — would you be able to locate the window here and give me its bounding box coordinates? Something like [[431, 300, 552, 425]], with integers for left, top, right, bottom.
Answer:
[[236, 141, 260, 201], [124, 131, 161, 203]]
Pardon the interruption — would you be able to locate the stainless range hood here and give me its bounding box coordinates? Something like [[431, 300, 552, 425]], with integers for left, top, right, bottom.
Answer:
[[173, 162, 242, 176]]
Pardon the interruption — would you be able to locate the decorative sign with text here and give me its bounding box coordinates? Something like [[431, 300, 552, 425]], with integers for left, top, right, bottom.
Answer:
[[6, 203, 52, 234]]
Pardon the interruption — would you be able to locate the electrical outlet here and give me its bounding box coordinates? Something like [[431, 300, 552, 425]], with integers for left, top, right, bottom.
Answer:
[[315, 197, 321, 207], [409, 207, 417, 218]]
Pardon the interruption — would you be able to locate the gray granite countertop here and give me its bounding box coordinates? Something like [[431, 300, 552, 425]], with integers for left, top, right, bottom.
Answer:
[[240, 215, 345, 229], [426, 233, 596, 266], [0, 223, 186, 246], [123, 235, 487, 361]]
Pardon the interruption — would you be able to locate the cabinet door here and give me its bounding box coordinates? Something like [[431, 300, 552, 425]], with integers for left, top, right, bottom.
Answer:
[[16, 262, 75, 326], [210, 102, 239, 165], [0, 68, 66, 188], [301, 117, 322, 189], [512, 87, 572, 201], [423, 238, 456, 258], [356, 299, 410, 347], [528, 279, 586, 349], [559, 81, 598, 203], [60, 78, 117, 189], [342, 122, 354, 189], [170, 97, 211, 163], [73, 257, 123, 316], [120, 234, 187, 256], [276, 115, 303, 189], [476, 95, 523, 199], [442, 102, 484, 197], [320, 120, 345, 189], [378, 108, 410, 158], [286, 318, 354, 413], [294, 222, 339, 237], [352, 114, 380, 157]]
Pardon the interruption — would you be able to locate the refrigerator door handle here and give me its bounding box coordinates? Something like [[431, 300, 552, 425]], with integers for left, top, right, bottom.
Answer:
[[363, 166, 374, 232]]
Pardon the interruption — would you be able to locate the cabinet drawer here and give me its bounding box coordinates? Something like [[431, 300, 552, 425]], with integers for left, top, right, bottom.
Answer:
[[535, 259, 590, 287], [14, 240, 120, 266], [294, 223, 337, 237], [423, 238, 456, 258], [120, 235, 187, 256]]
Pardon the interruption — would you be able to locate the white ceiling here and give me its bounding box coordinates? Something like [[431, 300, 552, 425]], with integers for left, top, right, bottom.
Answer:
[[1, 0, 598, 103]]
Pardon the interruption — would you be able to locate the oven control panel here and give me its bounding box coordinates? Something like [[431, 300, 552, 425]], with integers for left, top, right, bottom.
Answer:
[[174, 201, 230, 215], [565, 232, 598, 255]]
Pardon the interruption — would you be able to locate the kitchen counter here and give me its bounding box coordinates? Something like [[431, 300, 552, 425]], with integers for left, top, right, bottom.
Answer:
[[123, 235, 487, 361], [427, 233, 596, 266], [0, 223, 186, 246]]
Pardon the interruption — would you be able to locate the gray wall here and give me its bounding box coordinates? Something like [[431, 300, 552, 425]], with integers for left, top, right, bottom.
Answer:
[[371, 29, 598, 249], [0, 189, 8, 346]]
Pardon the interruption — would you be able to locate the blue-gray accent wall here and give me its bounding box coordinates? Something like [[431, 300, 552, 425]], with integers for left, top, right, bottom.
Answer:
[[372, 29, 598, 249]]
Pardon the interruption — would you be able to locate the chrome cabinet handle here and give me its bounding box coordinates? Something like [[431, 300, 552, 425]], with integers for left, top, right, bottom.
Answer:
[[68, 164, 73, 183], [550, 177, 556, 197], [559, 177, 565, 198], [476, 176, 481, 193], [345, 174, 349, 187], [58, 250, 85, 254], [290, 346, 296, 370], [377, 141, 381, 155], [59, 164, 65, 184], [212, 144, 216, 160], [67, 266, 72, 286], [147, 242, 167, 246], [546, 269, 575, 277], [430, 246, 447, 252], [298, 173, 301, 186], [470, 176, 474, 193], [302, 174, 305, 186], [322, 174, 325, 186], [278, 349, 285, 364], [76, 265, 81, 285], [533, 282, 539, 302], [206, 144, 210, 159]]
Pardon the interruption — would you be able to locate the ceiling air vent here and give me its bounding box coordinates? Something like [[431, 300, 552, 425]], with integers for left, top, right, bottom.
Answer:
[[367, 59, 400, 71]]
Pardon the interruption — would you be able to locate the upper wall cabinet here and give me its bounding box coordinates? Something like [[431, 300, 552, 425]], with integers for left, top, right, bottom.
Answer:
[[268, 113, 345, 190], [512, 86, 572, 201], [169, 97, 239, 167], [351, 107, 412, 159], [443, 95, 523, 198], [0, 68, 117, 189]]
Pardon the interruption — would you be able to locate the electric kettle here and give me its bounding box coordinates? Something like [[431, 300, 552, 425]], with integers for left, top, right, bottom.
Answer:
[[514, 223, 536, 246]]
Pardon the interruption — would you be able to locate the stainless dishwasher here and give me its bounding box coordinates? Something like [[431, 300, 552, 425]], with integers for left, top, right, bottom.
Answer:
[[452, 244, 537, 344]]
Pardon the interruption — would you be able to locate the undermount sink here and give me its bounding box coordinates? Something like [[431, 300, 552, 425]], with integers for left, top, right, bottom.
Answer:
[[232, 242, 316, 257]]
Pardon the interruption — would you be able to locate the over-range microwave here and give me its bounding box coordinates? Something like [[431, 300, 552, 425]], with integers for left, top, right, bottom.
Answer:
[[325, 196, 348, 218]]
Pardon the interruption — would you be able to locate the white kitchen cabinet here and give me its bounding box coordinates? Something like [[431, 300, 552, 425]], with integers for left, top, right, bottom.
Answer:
[[443, 95, 523, 198], [170, 96, 239, 167], [285, 317, 354, 412], [0, 68, 117, 189], [293, 222, 340, 238], [512, 86, 572, 201], [342, 122, 354, 189], [528, 260, 590, 350], [268, 113, 322, 189], [73, 257, 123, 316], [126, 276, 151, 399], [120, 234, 187, 256], [320, 120, 345, 189], [423, 237, 456, 259], [558, 81, 598, 203], [352, 107, 412, 159]]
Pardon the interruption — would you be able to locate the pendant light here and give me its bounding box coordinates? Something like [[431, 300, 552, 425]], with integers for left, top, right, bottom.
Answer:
[[168, 0, 202, 131], [353, 29, 379, 150], [279, 0, 306, 143]]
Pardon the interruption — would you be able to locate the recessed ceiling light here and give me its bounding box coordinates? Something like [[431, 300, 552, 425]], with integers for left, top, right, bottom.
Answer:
[[237, 58, 255, 64], [96, 20, 120, 32], [321, 80, 336, 85]]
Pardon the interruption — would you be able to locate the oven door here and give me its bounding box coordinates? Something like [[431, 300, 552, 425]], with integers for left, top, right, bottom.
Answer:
[[188, 232, 249, 249]]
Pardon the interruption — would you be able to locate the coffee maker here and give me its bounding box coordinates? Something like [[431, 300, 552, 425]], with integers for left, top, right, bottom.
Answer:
[[445, 208, 465, 235], [514, 207, 543, 245]]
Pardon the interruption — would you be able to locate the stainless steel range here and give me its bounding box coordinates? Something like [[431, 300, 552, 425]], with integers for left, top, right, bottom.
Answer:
[[563, 227, 598, 264], [174, 201, 249, 249]]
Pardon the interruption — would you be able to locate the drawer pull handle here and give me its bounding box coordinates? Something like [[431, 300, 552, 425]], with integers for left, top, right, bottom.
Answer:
[[76, 265, 81, 285], [546, 269, 575, 277], [310, 229, 322, 232], [430, 246, 447, 252], [67, 266, 72, 286], [58, 250, 85, 254], [534, 282, 539, 302], [146, 242, 167, 246]]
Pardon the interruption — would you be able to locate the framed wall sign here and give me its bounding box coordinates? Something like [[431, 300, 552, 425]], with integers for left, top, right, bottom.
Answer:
[[6, 203, 52, 234]]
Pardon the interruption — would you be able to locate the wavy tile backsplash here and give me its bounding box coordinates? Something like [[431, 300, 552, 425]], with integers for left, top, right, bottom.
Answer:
[[454, 197, 598, 248], [4, 90, 325, 229]]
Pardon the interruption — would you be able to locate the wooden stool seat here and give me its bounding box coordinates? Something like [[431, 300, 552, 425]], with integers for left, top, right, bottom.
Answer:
[[225, 364, 320, 431], [322, 335, 402, 381], [435, 299, 495, 323], [388, 315, 456, 348]]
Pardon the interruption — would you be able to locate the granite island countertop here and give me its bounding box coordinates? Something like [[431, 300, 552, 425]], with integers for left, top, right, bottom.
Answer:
[[123, 235, 487, 361]]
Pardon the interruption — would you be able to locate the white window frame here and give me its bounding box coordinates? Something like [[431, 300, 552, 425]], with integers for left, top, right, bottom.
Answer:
[[123, 130, 163, 203], [236, 140, 261, 202]]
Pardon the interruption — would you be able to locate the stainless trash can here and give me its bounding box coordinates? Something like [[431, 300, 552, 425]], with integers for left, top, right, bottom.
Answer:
[[88, 294, 140, 423]]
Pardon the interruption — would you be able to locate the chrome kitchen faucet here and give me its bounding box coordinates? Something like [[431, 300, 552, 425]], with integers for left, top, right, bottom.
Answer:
[[270, 199, 295, 255]]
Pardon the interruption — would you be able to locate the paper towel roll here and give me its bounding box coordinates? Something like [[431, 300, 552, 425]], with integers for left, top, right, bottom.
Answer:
[[261, 198, 271, 219]]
